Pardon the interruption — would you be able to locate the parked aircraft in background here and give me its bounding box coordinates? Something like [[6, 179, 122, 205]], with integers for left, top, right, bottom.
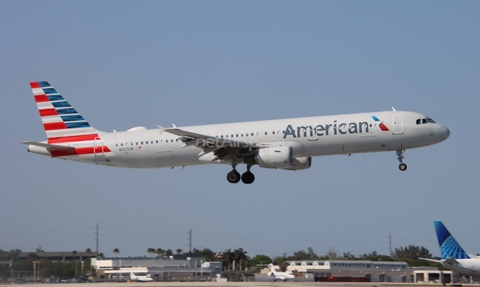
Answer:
[[129, 272, 153, 282], [421, 221, 480, 277], [267, 263, 295, 281], [23, 81, 450, 184]]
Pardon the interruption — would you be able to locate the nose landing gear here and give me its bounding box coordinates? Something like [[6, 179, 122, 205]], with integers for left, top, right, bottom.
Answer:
[[396, 149, 407, 171]]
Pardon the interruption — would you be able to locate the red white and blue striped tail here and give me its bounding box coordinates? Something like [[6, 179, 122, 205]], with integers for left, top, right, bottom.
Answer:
[[30, 81, 103, 144]]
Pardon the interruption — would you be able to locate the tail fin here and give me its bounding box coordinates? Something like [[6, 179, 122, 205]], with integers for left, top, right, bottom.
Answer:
[[268, 263, 276, 274], [434, 221, 470, 259], [30, 81, 102, 144]]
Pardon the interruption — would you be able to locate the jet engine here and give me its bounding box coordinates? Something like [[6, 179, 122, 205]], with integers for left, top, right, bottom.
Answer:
[[256, 146, 293, 169], [255, 146, 312, 171], [283, 156, 312, 171]]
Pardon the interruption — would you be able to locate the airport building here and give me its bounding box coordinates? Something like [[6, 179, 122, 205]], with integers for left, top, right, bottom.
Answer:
[[91, 255, 222, 281], [283, 260, 459, 283]]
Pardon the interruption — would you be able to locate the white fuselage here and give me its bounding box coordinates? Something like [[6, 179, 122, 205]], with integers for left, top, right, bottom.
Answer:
[[443, 259, 480, 277], [57, 110, 448, 168]]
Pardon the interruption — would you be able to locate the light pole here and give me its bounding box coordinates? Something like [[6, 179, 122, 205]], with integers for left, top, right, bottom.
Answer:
[[33, 261, 36, 283]]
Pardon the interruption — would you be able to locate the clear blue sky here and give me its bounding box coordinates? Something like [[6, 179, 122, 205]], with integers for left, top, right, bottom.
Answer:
[[1, 1, 479, 259]]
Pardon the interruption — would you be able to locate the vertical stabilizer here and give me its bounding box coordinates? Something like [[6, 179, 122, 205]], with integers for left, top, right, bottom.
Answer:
[[434, 221, 470, 259], [30, 81, 102, 144]]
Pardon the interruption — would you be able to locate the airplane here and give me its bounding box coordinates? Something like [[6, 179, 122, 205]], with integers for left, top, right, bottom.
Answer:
[[22, 81, 450, 184], [267, 263, 295, 281], [421, 221, 480, 277], [129, 272, 153, 282]]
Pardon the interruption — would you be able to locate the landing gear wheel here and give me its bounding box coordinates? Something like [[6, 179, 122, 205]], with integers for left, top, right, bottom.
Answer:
[[396, 149, 407, 172], [241, 171, 255, 184], [227, 170, 241, 184]]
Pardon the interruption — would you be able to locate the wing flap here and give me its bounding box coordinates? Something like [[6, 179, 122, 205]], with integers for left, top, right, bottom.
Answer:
[[162, 126, 257, 162]]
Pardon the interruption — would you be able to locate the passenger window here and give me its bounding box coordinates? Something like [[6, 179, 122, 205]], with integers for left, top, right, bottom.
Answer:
[[146, 141, 148, 144], [116, 143, 118, 147], [273, 131, 275, 134], [141, 141, 143, 144], [121, 143, 123, 147], [131, 142, 133, 146], [156, 140, 158, 143], [265, 132, 267, 135], [251, 133, 254, 136]]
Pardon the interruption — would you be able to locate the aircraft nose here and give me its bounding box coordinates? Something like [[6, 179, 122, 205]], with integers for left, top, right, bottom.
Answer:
[[437, 125, 450, 141]]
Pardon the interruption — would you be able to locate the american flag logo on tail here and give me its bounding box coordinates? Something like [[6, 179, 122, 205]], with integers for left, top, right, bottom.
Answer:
[[29, 81, 110, 157]]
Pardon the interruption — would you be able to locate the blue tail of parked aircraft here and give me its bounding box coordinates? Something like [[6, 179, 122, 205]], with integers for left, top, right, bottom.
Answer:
[[435, 221, 470, 260]]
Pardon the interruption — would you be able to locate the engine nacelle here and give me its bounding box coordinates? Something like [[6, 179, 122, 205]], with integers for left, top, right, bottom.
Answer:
[[283, 156, 312, 171], [256, 146, 293, 169]]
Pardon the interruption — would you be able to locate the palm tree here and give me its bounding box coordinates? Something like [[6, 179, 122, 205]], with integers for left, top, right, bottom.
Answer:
[[233, 248, 248, 270], [175, 249, 183, 255], [155, 248, 164, 258], [9, 249, 21, 263], [221, 249, 234, 270], [113, 248, 120, 258], [146, 248, 155, 258], [165, 249, 173, 257]]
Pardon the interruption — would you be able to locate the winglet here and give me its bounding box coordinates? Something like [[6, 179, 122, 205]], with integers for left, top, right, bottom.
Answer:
[[156, 125, 166, 134], [392, 107, 396, 111]]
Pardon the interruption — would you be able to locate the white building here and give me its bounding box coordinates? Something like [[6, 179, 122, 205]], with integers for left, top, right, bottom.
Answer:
[[282, 260, 458, 283], [91, 256, 222, 281]]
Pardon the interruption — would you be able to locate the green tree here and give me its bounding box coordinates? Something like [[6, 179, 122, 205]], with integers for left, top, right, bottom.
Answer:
[[112, 248, 120, 258], [201, 248, 214, 262], [155, 248, 164, 257], [146, 248, 155, 258], [175, 249, 183, 254], [394, 245, 432, 267], [250, 254, 272, 268], [233, 248, 248, 270], [221, 249, 234, 270], [165, 249, 173, 257]]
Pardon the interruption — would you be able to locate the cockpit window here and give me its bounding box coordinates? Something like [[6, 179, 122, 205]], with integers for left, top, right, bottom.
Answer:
[[427, 118, 436, 123], [422, 118, 428, 124]]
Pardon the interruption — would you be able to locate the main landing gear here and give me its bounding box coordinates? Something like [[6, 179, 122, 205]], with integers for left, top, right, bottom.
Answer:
[[396, 149, 407, 171], [227, 165, 255, 184]]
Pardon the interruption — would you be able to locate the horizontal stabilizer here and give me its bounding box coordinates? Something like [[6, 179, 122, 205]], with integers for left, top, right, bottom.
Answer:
[[419, 257, 442, 264], [20, 141, 74, 150]]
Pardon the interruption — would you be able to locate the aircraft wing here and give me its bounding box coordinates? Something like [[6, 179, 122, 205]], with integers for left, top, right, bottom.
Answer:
[[161, 126, 258, 162]]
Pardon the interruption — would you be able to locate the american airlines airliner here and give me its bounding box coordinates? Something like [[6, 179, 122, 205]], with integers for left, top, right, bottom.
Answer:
[[23, 81, 450, 184]]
